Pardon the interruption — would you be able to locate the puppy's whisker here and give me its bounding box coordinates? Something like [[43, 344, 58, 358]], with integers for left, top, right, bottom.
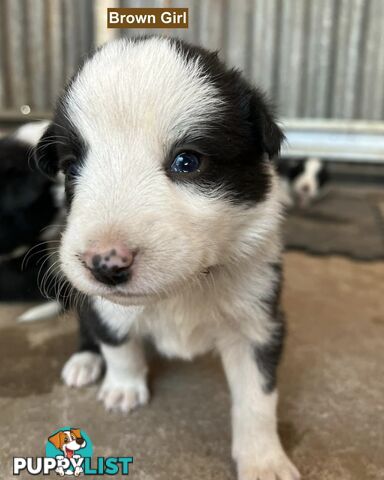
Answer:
[[39, 258, 61, 299], [43, 261, 63, 294], [22, 240, 61, 270]]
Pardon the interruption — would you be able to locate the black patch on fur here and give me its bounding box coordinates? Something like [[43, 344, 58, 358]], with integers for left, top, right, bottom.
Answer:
[[287, 160, 305, 181], [34, 103, 87, 209], [254, 318, 285, 394], [0, 134, 60, 302], [166, 38, 285, 204], [36, 36, 283, 207], [0, 137, 57, 255], [318, 164, 330, 187], [254, 261, 285, 393], [77, 303, 101, 353], [264, 262, 283, 319], [77, 299, 128, 348]]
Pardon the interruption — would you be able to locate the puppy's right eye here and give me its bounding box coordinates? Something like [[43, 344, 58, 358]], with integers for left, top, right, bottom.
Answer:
[[170, 152, 201, 174]]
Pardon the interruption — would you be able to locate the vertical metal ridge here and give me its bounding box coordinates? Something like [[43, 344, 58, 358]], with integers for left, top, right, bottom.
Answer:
[[0, 0, 383, 123], [0, 0, 6, 108], [3, 0, 28, 110], [25, 0, 47, 110]]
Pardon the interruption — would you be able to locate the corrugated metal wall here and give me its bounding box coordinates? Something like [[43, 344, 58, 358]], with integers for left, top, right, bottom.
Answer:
[[0, 0, 94, 116], [0, 0, 384, 122]]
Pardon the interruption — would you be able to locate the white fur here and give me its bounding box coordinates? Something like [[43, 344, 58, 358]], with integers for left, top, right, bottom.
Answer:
[[13, 120, 50, 146], [220, 336, 300, 480], [62, 351, 103, 387], [292, 157, 323, 206], [58, 37, 299, 479], [93, 297, 144, 339], [99, 340, 149, 413], [17, 300, 62, 323]]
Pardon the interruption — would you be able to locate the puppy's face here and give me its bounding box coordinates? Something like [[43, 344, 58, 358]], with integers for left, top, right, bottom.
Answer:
[[36, 37, 283, 304]]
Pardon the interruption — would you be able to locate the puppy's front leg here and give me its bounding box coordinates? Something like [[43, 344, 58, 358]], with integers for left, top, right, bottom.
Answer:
[[98, 338, 149, 414], [219, 335, 300, 480]]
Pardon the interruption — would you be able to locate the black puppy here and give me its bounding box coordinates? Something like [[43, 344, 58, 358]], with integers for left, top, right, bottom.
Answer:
[[0, 121, 60, 302]]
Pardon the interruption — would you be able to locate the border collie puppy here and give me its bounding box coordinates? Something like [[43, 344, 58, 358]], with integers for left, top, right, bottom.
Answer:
[[35, 37, 300, 480], [0, 121, 63, 308], [278, 157, 329, 208], [0, 121, 51, 259]]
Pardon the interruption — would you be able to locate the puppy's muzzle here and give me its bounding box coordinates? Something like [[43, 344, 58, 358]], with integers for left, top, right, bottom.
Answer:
[[83, 245, 135, 286]]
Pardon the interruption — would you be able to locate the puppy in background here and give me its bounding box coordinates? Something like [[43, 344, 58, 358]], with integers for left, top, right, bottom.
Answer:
[[0, 121, 63, 319], [0, 121, 51, 261], [36, 37, 300, 480], [278, 157, 329, 208]]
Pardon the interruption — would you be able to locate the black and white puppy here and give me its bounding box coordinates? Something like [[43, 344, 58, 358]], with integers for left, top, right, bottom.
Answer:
[[35, 37, 300, 480], [0, 121, 63, 311], [278, 157, 329, 208], [0, 121, 51, 259]]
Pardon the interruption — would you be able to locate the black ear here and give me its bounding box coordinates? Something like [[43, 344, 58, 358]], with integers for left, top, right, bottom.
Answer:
[[249, 90, 285, 159], [34, 123, 60, 179]]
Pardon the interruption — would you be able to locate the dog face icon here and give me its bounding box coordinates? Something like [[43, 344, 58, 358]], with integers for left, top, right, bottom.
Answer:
[[48, 429, 86, 459]]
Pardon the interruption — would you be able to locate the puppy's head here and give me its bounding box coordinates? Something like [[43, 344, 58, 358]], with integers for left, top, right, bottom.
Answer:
[[35, 37, 284, 304]]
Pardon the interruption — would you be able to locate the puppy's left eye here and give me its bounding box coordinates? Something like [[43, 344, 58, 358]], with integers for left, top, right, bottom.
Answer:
[[170, 152, 201, 174]]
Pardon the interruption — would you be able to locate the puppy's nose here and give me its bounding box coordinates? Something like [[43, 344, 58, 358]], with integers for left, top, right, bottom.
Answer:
[[83, 245, 135, 286], [76, 438, 84, 446]]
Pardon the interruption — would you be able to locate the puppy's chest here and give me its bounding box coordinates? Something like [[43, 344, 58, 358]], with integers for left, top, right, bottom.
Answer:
[[137, 298, 218, 359]]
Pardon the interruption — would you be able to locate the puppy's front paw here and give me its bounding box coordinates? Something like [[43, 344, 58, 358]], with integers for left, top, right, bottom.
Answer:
[[98, 374, 149, 413], [62, 351, 104, 388], [237, 451, 300, 480]]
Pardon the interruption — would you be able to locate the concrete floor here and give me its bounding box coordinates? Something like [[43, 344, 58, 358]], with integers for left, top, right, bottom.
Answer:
[[0, 252, 383, 480]]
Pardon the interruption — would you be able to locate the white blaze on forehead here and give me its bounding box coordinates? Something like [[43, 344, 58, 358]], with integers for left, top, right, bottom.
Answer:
[[65, 37, 223, 152]]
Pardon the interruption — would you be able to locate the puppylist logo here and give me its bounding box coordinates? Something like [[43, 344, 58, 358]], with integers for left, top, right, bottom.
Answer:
[[13, 427, 133, 476]]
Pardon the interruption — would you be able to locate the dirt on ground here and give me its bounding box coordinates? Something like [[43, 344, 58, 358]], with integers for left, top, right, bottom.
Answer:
[[0, 252, 383, 480]]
